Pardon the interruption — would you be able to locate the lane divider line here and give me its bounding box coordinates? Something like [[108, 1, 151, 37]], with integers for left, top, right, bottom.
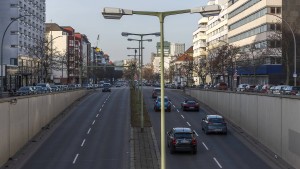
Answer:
[[177, 109, 180, 113], [187, 122, 191, 126], [202, 142, 209, 150], [73, 154, 79, 164], [87, 128, 91, 134], [96, 114, 99, 118], [193, 130, 199, 136], [213, 157, 223, 168], [173, 105, 176, 108], [102, 104, 104, 107], [92, 120, 95, 125], [99, 109, 102, 112], [181, 115, 185, 119], [81, 139, 86, 147]]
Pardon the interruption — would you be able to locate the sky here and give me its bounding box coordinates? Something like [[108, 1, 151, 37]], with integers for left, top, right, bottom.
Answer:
[[46, 0, 209, 64]]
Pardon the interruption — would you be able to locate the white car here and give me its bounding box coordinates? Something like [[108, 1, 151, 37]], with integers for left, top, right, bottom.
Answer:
[[236, 84, 250, 92]]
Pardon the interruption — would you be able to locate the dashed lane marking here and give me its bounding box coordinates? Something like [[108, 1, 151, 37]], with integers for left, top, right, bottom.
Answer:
[[87, 128, 91, 134], [73, 154, 79, 164], [202, 142, 209, 150], [81, 139, 86, 147], [181, 115, 185, 119], [186, 122, 191, 126], [213, 157, 223, 168]]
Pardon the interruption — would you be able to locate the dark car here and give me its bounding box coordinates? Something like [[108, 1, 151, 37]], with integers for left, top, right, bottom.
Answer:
[[216, 82, 228, 90], [181, 99, 199, 111], [16, 86, 34, 96], [152, 88, 161, 98], [166, 127, 197, 154], [102, 83, 111, 92], [154, 96, 171, 112], [201, 115, 227, 135]]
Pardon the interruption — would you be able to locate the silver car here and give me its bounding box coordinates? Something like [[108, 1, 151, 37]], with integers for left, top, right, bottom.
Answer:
[[201, 115, 227, 135]]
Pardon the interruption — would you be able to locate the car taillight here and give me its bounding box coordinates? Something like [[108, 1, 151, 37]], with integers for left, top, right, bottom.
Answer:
[[172, 139, 176, 145], [192, 138, 197, 145]]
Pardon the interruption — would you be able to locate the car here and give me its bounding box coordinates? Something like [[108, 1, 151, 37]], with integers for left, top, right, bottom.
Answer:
[[154, 96, 171, 112], [290, 86, 300, 95], [236, 84, 249, 92], [201, 115, 227, 135], [102, 83, 111, 92], [36, 83, 52, 92], [181, 99, 199, 111], [216, 82, 228, 90], [16, 86, 34, 96], [152, 88, 161, 98], [166, 127, 197, 154]]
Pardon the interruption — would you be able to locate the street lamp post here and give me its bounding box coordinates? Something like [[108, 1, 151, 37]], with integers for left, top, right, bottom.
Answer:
[[267, 13, 297, 86], [1, 14, 33, 97], [123, 32, 159, 133], [102, 5, 221, 168]]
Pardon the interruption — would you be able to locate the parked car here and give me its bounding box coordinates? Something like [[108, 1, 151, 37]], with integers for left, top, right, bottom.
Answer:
[[201, 115, 227, 135], [36, 83, 52, 92], [102, 83, 111, 92], [152, 88, 161, 98], [236, 84, 249, 92], [16, 86, 34, 96], [245, 85, 256, 92], [216, 82, 228, 90], [181, 99, 199, 111], [154, 96, 171, 112], [272, 85, 289, 94], [283, 86, 300, 95], [166, 127, 197, 154]]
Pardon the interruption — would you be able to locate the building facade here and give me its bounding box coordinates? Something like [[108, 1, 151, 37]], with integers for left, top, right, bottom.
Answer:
[[0, 0, 45, 91]]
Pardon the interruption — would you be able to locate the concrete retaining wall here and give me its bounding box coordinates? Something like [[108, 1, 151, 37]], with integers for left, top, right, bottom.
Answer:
[[0, 90, 87, 167], [186, 89, 300, 169]]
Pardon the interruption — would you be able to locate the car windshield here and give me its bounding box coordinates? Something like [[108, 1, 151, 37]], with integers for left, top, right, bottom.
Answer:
[[209, 118, 224, 123], [186, 101, 196, 104], [174, 133, 192, 139]]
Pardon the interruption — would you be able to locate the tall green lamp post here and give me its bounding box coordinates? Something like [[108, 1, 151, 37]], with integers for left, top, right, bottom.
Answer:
[[102, 5, 221, 168]]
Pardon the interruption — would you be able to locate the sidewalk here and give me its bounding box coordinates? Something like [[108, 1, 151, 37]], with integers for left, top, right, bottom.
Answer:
[[131, 127, 160, 169]]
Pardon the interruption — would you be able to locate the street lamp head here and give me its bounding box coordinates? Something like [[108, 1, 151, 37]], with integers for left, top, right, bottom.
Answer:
[[190, 5, 222, 17], [153, 32, 161, 37], [102, 7, 133, 19], [121, 32, 129, 37]]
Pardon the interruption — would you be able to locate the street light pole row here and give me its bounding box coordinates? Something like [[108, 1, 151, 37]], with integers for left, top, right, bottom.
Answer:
[[123, 32, 160, 132], [102, 5, 221, 169]]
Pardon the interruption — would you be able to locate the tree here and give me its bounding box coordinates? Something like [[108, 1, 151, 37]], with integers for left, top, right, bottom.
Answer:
[[194, 57, 209, 84], [180, 56, 194, 87], [267, 22, 295, 85]]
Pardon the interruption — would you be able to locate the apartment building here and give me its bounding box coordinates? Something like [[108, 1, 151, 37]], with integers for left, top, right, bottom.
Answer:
[[228, 0, 283, 84], [0, 0, 45, 91], [45, 23, 68, 84]]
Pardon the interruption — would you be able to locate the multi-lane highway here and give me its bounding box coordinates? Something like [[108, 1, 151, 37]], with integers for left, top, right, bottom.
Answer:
[[143, 87, 283, 169], [20, 87, 131, 169], [16, 86, 286, 169]]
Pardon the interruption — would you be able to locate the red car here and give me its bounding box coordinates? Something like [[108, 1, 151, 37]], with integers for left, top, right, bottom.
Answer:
[[181, 99, 199, 111], [152, 88, 161, 98]]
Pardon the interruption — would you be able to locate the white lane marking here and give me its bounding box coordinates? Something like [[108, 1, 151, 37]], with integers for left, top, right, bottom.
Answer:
[[92, 120, 95, 125], [181, 115, 185, 119], [96, 114, 99, 118], [186, 122, 191, 126], [173, 105, 176, 108], [177, 109, 180, 113], [81, 139, 86, 147], [73, 154, 79, 164], [87, 128, 91, 134], [193, 130, 199, 136], [213, 157, 223, 168], [99, 109, 102, 112], [102, 104, 104, 107], [202, 142, 209, 150]]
